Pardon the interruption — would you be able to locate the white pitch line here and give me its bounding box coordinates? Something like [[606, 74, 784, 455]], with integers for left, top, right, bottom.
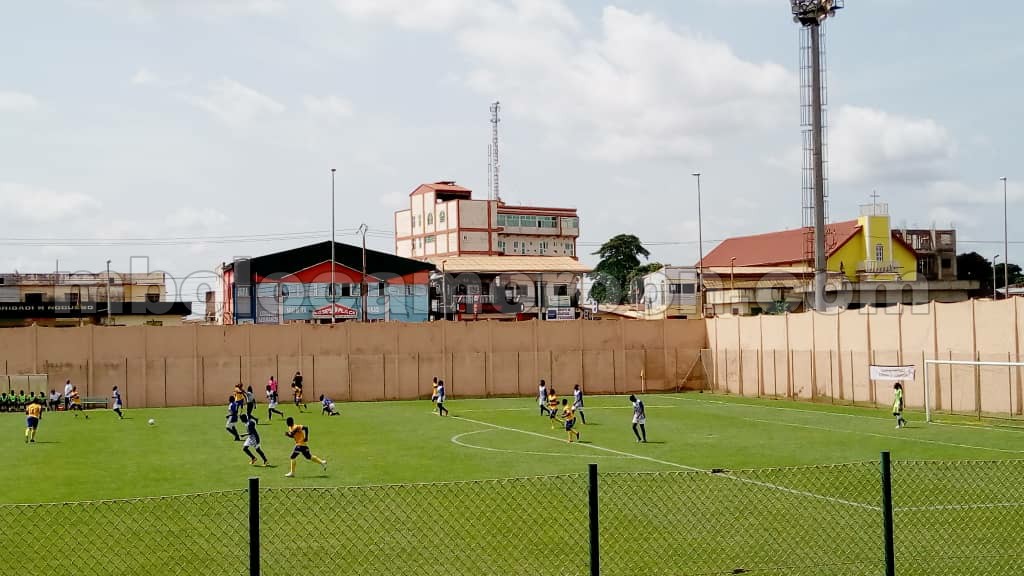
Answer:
[[457, 405, 676, 413], [656, 394, 1024, 434], [743, 418, 1024, 454], [451, 429, 628, 459], [896, 502, 1024, 512], [452, 415, 879, 511]]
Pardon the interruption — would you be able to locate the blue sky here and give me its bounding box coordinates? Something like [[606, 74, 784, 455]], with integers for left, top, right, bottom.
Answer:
[[1, 0, 1022, 304]]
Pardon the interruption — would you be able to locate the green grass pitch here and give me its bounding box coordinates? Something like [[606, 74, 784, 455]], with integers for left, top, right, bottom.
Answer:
[[2, 393, 1022, 575]]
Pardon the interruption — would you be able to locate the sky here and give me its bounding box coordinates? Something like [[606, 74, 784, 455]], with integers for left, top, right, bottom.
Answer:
[[2, 0, 1023, 308]]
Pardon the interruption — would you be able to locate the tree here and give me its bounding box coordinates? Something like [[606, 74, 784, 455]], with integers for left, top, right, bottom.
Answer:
[[956, 252, 993, 295], [994, 263, 1024, 289], [589, 234, 651, 304]]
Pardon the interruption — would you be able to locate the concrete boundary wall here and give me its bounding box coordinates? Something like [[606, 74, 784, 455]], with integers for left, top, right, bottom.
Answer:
[[705, 299, 1024, 418], [0, 320, 706, 408]]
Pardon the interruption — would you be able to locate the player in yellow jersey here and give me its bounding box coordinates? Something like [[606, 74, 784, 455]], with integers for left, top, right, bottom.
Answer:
[[233, 383, 245, 404], [547, 388, 559, 429], [430, 377, 439, 412], [559, 398, 580, 443], [25, 398, 43, 443], [68, 386, 87, 419], [284, 417, 327, 478]]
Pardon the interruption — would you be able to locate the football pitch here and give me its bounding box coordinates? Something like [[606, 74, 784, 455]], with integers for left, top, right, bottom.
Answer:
[[2, 392, 1023, 575]]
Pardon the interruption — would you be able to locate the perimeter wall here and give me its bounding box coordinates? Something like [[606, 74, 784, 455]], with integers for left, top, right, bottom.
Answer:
[[0, 320, 706, 408], [706, 299, 1024, 417]]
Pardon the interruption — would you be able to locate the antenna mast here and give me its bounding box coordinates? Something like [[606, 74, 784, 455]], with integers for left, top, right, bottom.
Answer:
[[489, 101, 501, 203]]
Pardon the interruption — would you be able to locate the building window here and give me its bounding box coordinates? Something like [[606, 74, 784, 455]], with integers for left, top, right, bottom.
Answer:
[[425, 235, 435, 244], [941, 258, 952, 269], [554, 284, 569, 297], [427, 213, 433, 225], [146, 293, 160, 303], [68, 292, 81, 306], [25, 293, 45, 304], [669, 283, 682, 294], [567, 243, 574, 256], [405, 285, 416, 296], [513, 241, 519, 250], [439, 211, 445, 224], [540, 241, 549, 253], [875, 244, 884, 262], [498, 240, 506, 252], [340, 284, 351, 297], [682, 284, 696, 295], [561, 217, 578, 229], [378, 281, 386, 296]]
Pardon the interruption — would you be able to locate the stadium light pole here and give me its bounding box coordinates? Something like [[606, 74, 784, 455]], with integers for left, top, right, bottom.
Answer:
[[359, 223, 368, 323], [1002, 176, 1009, 293], [441, 259, 448, 321], [691, 172, 704, 317], [993, 254, 1001, 300], [105, 259, 112, 326], [331, 168, 336, 324]]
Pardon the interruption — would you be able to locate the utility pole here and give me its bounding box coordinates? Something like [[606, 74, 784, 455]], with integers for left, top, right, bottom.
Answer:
[[105, 259, 112, 326], [359, 224, 368, 322], [692, 172, 704, 317], [1002, 176, 1009, 293], [331, 168, 336, 324]]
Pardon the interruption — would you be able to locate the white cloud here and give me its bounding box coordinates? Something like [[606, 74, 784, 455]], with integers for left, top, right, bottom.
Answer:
[[335, 2, 794, 162], [303, 95, 354, 121], [0, 183, 100, 222], [334, 0, 487, 30], [131, 67, 161, 86], [203, 0, 285, 15], [830, 105, 956, 185], [0, 91, 39, 111], [187, 78, 285, 125]]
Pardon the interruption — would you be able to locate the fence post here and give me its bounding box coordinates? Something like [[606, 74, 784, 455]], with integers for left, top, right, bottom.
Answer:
[[588, 463, 600, 576], [880, 451, 896, 576], [249, 476, 260, 576]]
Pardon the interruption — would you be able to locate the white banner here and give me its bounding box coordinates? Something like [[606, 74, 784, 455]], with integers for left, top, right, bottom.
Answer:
[[870, 365, 916, 381]]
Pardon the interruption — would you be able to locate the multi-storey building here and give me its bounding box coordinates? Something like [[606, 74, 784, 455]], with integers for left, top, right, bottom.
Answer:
[[0, 271, 191, 326], [893, 228, 958, 281], [394, 182, 580, 259], [394, 181, 587, 321]]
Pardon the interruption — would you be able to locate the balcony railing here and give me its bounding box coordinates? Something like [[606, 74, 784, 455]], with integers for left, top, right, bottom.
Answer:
[[858, 261, 902, 275]]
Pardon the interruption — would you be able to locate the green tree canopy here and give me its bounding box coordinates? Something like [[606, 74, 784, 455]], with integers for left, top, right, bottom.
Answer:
[[589, 234, 653, 304]]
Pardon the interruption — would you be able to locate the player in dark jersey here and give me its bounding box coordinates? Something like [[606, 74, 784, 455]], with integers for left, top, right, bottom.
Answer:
[[239, 414, 269, 466], [435, 380, 449, 417], [292, 372, 307, 411], [225, 397, 241, 441], [111, 385, 124, 419]]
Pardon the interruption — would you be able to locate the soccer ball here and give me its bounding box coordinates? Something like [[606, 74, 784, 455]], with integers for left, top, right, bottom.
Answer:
[[147, 418, 156, 426]]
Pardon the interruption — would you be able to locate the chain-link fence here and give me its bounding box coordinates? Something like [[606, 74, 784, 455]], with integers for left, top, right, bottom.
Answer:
[[1, 457, 1021, 575]]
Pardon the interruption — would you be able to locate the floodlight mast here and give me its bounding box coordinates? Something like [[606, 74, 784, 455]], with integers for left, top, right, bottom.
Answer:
[[791, 0, 842, 312]]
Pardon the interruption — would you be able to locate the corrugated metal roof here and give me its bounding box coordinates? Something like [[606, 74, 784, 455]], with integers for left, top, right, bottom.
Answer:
[[427, 256, 591, 274]]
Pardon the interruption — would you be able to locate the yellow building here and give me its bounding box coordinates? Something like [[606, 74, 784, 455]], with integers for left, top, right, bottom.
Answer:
[[701, 203, 976, 315]]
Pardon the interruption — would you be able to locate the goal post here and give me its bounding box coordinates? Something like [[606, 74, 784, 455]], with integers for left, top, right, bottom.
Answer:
[[923, 359, 1024, 424]]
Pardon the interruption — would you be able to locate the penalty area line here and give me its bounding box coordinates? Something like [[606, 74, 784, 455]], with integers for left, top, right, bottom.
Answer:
[[451, 415, 879, 511]]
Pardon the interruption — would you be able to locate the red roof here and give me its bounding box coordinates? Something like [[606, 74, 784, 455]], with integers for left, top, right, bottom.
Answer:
[[409, 181, 472, 197], [701, 220, 862, 267]]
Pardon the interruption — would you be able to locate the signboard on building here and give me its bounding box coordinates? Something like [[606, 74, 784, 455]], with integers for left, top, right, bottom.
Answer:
[[545, 307, 575, 321], [312, 303, 358, 319], [0, 303, 99, 318]]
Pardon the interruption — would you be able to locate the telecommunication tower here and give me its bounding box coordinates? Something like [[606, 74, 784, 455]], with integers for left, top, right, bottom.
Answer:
[[792, 0, 842, 312], [489, 101, 501, 203]]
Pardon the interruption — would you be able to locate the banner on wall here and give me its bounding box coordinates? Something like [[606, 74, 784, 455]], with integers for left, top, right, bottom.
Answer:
[[870, 365, 916, 381]]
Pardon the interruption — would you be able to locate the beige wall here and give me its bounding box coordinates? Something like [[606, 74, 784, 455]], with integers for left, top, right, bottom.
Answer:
[[705, 299, 1024, 417], [458, 200, 490, 228], [0, 320, 706, 406]]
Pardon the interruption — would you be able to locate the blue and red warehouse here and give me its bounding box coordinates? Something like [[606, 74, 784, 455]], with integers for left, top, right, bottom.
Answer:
[[220, 241, 435, 324]]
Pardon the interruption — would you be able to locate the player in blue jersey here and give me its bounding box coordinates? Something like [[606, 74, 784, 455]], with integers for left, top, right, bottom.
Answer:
[[225, 397, 241, 441], [319, 395, 340, 416], [111, 385, 124, 419], [239, 414, 269, 466], [436, 380, 449, 416]]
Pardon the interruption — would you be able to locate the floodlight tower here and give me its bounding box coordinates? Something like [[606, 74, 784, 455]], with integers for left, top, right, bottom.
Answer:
[[792, 0, 842, 312]]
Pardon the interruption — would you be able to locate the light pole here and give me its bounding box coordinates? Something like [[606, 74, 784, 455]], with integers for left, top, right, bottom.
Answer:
[[358, 223, 368, 322], [691, 172, 704, 317], [1002, 176, 1009, 293], [993, 255, 1000, 300], [105, 259, 112, 326], [331, 168, 336, 324], [440, 259, 448, 321]]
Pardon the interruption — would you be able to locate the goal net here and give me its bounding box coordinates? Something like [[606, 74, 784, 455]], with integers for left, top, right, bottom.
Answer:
[[1, 374, 49, 395], [923, 359, 1024, 424]]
